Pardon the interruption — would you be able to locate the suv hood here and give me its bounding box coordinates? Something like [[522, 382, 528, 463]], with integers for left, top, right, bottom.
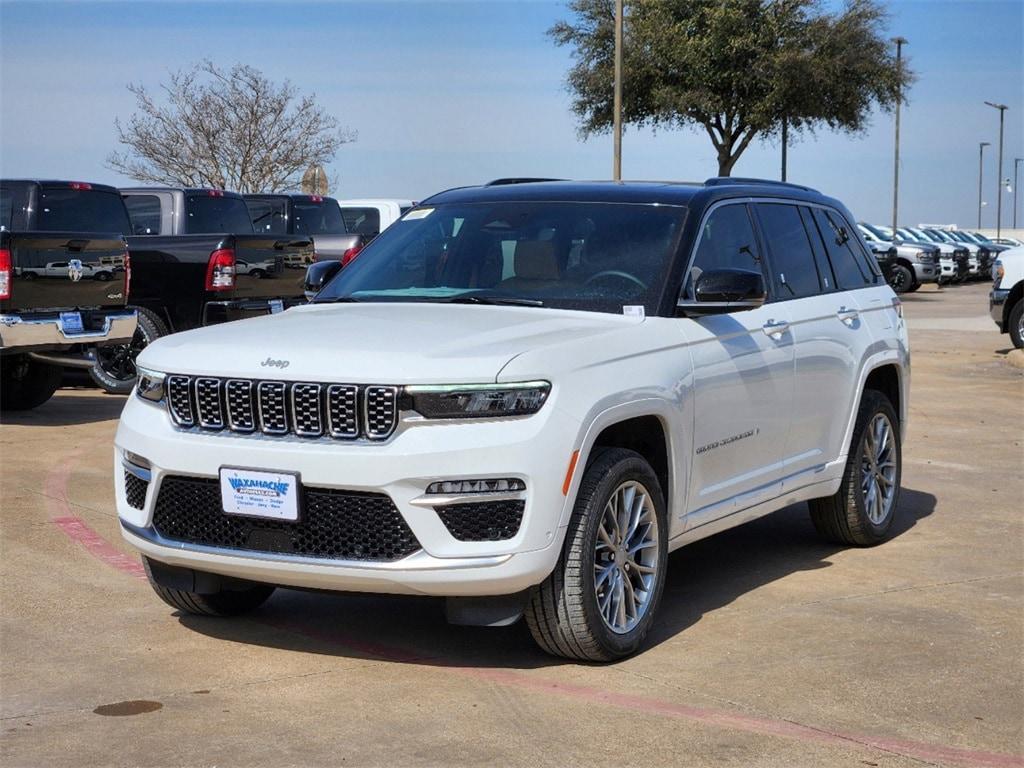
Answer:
[[138, 302, 643, 383]]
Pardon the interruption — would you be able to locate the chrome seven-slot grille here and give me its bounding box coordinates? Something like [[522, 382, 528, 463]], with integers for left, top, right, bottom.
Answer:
[[165, 375, 398, 440]]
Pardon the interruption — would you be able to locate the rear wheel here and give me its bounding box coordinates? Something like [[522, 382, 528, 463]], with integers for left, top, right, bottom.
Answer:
[[1, 355, 63, 411], [1008, 299, 1023, 349], [809, 390, 901, 546], [89, 307, 169, 394], [143, 558, 275, 617], [525, 448, 668, 661]]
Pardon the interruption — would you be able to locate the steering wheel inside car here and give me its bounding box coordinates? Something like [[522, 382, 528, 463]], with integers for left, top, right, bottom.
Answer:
[[583, 270, 648, 291]]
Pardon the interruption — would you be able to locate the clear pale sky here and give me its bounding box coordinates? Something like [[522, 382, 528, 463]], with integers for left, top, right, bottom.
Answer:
[[1, 0, 1021, 228]]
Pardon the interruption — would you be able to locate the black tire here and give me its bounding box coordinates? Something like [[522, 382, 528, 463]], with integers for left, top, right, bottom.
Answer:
[[1, 355, 63, 411], [525, 448, 668, 662], [1008, 299, 1023, 350], [809, 390, 901, 546], [888, 264, 914, 294], [95, 271, 113, 282], [88, 307, 169, 394], [250, 269, 266, 279], [143, 558, 275, 617]]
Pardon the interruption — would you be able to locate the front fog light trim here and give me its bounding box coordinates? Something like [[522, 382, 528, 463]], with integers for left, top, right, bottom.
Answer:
[[411, 477, 527, 507]]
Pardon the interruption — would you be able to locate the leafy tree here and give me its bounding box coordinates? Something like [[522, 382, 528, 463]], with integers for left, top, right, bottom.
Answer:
[[107, 61, 355, 192], [550, 0, 914, 176]]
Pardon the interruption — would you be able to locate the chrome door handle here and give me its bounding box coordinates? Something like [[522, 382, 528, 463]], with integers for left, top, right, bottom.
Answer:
[[837, 307, 860, 325], [762, 319, 789, 337]]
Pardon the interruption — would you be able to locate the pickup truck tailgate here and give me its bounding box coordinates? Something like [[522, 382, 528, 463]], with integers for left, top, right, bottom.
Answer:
[[233, 235, 313, 302], [4, 232, 128, 312]]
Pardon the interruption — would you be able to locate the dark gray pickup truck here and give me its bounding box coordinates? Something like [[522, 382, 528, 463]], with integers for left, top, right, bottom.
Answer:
[[243, 193, 363, 261], [92, 187, 315, 392], [0, 180, 137, 410]]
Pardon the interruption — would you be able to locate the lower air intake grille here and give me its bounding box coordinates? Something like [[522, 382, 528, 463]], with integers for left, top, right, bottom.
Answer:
[[152, 476, 421, 561], [435, 500, 525, 542], [124, 471, 149, 510]]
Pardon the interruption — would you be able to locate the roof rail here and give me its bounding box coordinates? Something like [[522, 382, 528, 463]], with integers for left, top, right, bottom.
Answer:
[[484, 177, 563, 186], [703, 177, 819, 193]]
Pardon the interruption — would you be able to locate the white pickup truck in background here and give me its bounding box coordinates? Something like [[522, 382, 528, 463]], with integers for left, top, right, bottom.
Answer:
[[338, 199, 416, 239]]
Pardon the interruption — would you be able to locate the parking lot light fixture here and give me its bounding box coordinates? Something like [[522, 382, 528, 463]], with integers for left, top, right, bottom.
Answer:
[[978, 142, 991, 228], [984, 101, 1008, 238], [891, 37, 908, 238]]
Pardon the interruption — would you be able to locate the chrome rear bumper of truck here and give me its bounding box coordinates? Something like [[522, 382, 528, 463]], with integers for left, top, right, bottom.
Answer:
[[0, 309, 137, 351]]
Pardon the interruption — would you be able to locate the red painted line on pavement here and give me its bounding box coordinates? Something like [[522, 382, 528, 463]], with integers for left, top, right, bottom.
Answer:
[[44, 447, 146, 580], [44, 458, 1023, 767]]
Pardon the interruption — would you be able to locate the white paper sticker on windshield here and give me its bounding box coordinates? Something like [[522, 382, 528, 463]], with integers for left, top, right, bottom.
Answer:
[[623, 305, 645, 319], [403, 207, 434, 220]]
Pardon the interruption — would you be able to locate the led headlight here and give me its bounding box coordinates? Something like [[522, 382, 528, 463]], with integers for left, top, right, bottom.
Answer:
[[135, 367, 166, 403], [405, 382, 550, 419]]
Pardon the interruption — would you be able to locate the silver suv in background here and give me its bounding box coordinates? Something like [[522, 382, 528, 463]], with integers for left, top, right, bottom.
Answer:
[[858, 222, 939, 293]]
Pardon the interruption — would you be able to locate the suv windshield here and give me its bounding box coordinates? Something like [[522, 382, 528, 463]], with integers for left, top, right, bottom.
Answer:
[[315, 201, 685, 314], [36, 187, 131, 233], [185, 194, 254, 234], [292, 199, 347, 235]]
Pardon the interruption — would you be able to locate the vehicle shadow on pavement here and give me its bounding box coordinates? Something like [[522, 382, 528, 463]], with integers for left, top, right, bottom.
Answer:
[[0, 391, 126, 426], [178, 488, 936, 668]]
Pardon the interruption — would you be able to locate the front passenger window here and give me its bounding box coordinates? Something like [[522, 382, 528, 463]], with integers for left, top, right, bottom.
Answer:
[[682, 204, 762, 300]]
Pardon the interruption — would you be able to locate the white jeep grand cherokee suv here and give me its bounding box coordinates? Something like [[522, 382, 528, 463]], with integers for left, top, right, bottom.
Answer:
[[115, 178, 909, 661]]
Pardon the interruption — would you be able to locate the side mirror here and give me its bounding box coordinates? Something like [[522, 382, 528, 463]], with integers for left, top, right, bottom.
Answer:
[[303, 259, 343, 301], [678, 268, 766, 316]]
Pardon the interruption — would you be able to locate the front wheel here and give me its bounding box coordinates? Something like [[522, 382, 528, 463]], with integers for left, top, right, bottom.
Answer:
[[809, 390, 901, 546], [525, 448, 668, 661], [888, 264, 914, 294], [144, 558, 275, 617], [1008, 299, 1023, 349]]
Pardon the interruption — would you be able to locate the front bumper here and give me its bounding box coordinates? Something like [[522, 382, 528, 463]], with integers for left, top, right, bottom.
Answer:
[[114, 393, 577, 597], [0, 309, 137, 353], [990, 287, 1010, 329], [912, 262, 938, 283]]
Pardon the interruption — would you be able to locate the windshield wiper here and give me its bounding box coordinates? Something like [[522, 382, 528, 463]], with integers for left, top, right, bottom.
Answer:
[[313, 295, 361, 303], [443, 294, 544, 307]]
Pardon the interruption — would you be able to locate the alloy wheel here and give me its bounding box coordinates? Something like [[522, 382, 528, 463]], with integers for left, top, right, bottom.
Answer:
[[594, 480, 660, 634], [860, 413, 897, 525]]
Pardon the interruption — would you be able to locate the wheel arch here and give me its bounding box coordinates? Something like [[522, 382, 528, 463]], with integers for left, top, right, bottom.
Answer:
[[1002, 280, 1023, 331], [563, 399, 684, 536], [839, 355, 907, 462]]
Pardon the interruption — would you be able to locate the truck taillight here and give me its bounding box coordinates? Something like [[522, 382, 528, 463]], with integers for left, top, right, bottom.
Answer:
[[123, 251, 132, 297], [206, 248, 236, 291], [341, 244, 363, 267], [0, 248, 11, 300]]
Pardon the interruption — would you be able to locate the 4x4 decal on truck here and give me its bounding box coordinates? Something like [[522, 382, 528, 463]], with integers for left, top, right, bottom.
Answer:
[[695, 428, 759, 455]]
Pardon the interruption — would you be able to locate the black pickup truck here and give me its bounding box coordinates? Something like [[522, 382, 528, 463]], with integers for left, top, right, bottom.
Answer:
[[0, 180, 137, 410], [92, 187, 315, 392], [243, 193, 363, 261]]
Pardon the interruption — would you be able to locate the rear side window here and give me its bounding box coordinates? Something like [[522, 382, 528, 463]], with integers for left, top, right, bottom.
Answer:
[[341, 207, 381, 237], [682, 203, 763, 300], [185, 195, 253, 234], [247, 198, 288, 234], [755, 203, 821, 299], [810, 208, 872, 289], [293, 200, 347, 235], [123, 194, 162, 235], [35, 187, 131, 233]]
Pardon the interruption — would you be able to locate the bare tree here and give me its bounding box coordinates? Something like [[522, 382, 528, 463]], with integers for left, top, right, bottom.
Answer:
[[107, 61, 356, 193]]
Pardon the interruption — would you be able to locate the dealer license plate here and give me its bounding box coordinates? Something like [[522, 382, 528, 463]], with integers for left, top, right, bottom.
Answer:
[[59, 311, 84, 335], [219, 468, 300, 522]]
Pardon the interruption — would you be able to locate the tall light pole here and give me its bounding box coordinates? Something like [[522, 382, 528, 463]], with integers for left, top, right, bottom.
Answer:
[[891, 36, 907, 237], [612, 0, 624, 181], [1014, 157, 1023, 230], [984, 101, 1008, 238], [978, 142, 990, 228]]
